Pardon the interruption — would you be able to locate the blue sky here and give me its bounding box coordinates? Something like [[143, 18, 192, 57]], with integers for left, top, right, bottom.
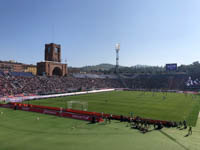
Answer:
[[0, 0, 200, 67]]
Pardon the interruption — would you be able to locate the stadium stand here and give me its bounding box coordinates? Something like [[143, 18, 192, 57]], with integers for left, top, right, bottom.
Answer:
[[72, 73, 118, 79], [10, 72, 34, 77], [185, 76, 200, 90], [0, 72, 195, 97], [0, 71, 4, 76], [0, 75, 122, 96], [123, 74, 188, 90]]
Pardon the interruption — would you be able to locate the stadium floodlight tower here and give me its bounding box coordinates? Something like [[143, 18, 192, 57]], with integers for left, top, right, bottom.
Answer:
[[115, 43, 120, 73]]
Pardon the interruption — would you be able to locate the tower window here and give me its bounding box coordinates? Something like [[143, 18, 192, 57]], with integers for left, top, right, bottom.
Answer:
[[55, 47, 58, 53], [48, 47, 51, 53]]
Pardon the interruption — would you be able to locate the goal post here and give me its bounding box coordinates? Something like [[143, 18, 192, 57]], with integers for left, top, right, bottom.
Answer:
[[67, 101, 88, 111]]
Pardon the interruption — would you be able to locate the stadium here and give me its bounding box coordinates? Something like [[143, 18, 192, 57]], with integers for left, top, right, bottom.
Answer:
[[1, 1, 200, 150], [0, 41, 200, 150]]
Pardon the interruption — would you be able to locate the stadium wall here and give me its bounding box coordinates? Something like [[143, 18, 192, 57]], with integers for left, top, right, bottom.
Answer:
[[1, 89, 115, 103]]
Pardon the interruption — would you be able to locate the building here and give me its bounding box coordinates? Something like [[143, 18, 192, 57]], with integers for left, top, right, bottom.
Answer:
[[24, 65, 37, 75], [0, 60, 36, 74], [37, 43, 67, 76]]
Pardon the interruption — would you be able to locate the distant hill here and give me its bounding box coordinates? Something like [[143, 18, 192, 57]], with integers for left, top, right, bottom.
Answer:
[[79, 64, 152, 72], [80, 63, 116, 71], [131, 64, 151, 68], [69, 64, 159, 73]]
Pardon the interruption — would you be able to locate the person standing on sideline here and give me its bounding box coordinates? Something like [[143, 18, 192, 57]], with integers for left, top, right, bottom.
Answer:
[[108, 115, 111, 124], [188, 126, 192, 135], [105, 116, 108, 124], [60, 107, 63, 116]]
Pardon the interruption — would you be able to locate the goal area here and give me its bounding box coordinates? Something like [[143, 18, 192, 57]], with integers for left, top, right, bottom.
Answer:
[[67, 101, 88, 111]]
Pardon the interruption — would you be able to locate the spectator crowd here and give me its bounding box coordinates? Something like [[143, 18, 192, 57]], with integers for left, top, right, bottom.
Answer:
[[0, 74, 122, 97], [0, 71, 197, 97]]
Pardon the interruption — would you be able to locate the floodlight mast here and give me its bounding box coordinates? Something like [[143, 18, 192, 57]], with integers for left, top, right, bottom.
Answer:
[[115, 43, 120, 73]]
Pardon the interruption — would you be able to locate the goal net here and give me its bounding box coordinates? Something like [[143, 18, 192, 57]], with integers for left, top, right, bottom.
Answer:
[[67, 101, 88, 111]]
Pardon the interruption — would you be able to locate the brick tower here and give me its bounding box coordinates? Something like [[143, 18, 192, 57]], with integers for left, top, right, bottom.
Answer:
[[45, 43, 61, 62], [37, 43, 67, 76]]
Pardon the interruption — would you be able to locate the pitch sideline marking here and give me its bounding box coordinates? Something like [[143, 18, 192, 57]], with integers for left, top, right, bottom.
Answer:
[[159, 130, 190, 150]]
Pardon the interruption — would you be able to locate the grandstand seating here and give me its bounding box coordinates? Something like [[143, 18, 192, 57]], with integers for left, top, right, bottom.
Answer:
[[0, 72, 195, 97], [72, 73, 118, 79], [0, 71, 4, 76], [10, 72, 34, 77], [0, 75, 122, 96], [123, 74, 188, 90], [185, 76, 200, 90]]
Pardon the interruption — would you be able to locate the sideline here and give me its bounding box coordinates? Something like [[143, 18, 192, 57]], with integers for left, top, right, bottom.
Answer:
[[159, 130, 190, 150]]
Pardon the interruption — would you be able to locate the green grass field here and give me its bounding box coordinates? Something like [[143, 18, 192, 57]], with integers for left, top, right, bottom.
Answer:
[[25, 91, 200, 126], [0, 107, 200, 150], [1, 91, 200, 150]]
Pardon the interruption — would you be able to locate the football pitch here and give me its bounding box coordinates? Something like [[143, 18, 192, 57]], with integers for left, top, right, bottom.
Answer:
[[26, 91, 200, 126], [0, 91, 200, 150]]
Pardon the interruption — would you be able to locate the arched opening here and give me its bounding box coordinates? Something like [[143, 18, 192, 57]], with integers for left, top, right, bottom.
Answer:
[[52, 67, 62, 76]]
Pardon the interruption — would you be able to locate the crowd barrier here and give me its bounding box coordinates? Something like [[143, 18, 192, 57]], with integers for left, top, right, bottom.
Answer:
[[0, 103, 103, 122], [0, 102, 175, 126], [182, 91, 199, 94], [0, 89, 115, 103]]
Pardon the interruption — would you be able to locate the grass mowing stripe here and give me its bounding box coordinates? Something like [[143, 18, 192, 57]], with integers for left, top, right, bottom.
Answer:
[[25, 91, 199, 126]]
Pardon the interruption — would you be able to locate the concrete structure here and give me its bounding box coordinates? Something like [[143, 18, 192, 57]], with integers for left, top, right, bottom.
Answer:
[[37, 43, 67, 76]]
